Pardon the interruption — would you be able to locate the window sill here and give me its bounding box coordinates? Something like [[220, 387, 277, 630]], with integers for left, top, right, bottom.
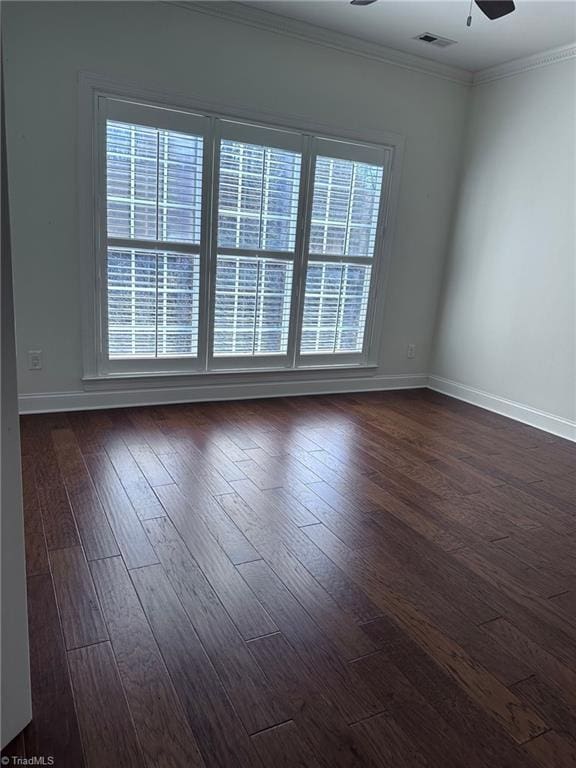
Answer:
[[82, 362, 379, 391]]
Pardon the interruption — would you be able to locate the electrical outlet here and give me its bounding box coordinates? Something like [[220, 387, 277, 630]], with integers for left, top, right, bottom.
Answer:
[[28, 350, 43, 370], [407, 344, 416, 359]]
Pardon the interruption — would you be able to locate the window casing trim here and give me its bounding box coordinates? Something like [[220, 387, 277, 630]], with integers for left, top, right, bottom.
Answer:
[[79, 72, 404, 381]]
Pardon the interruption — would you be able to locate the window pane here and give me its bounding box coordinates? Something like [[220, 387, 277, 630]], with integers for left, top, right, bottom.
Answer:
[[107, 248, 199, 358], [213, 255, 293, 357], [157, 252, 200, 357], [107, 121, 203, 243], [300, 262, 371, 354], [107, 122, 157, 239], [309, 156, 383, 258], [218, 141, 301, 251]]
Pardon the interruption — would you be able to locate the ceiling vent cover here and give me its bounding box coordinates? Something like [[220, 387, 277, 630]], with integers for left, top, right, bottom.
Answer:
[[414, 32, 457, 47]]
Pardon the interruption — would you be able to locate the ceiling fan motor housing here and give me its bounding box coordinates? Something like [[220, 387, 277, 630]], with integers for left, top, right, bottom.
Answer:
[[474, 0, 516, 20]]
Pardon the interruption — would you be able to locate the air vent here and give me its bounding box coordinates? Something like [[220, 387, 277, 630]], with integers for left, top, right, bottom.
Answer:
[[414, 32, 457, 48]]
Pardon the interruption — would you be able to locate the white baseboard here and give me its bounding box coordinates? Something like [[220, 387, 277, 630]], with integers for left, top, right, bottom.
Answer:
[[428, 375, 576, 442], [18, 373, 428, 414], [19, 372, 576, 443]]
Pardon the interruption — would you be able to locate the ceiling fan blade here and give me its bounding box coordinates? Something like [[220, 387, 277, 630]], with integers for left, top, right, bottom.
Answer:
[[474, 0, 516, 20], [350, 0, 379, 5]]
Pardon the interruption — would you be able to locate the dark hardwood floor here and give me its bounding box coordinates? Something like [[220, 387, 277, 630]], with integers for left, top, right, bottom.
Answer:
[[3, 390, 576, 767]]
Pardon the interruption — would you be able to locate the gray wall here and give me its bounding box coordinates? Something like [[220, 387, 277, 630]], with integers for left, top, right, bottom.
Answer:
[[1, 44, 32, 747], [432, 58, 576, 424], [2, 1, 468, 404]]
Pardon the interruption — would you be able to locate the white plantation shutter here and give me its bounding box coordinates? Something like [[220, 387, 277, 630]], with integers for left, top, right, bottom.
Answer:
[[107, 248, 200, 358], [300, 144, 385, 358], [213, 256, 292, 356], [218, 141, 301, 252], [107, 122, 158, 240], [107, 121, 204, 243], [212, 130, 302, 362], [156, 252, 201, 356], [300, 262, 371, 354], [107, 248, 156, 357], [104, 109, 205, 364], [309, 156, 383, 258], [97, 97, 392, 374]]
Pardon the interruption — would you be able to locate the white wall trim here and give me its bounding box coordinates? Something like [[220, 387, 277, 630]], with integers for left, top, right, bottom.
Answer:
[[428, 376, 576, 442], [167, 1, 472, 85], [19, 372, 576, 442], [18, 374, 428, 414], [473, 43, 576, 85]]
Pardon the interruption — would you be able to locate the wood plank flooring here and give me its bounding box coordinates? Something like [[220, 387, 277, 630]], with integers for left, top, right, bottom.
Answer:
[[3, 390, 576, 767]]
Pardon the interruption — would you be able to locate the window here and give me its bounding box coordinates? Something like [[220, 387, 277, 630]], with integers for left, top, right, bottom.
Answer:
[[93, 96, 391, 376], [211, 128, 302, 364], [300, 144, 384, 359]]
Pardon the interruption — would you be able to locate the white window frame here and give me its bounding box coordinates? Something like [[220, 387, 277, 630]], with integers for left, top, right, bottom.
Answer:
[[294, 137, 389, 369], [79, 73, 404, 382], [95, 98, 212, 375], [207, 119, 309, 372]]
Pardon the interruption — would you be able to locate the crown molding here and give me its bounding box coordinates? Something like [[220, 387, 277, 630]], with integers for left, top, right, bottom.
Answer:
[[473, 42, 576, 85], [167, 1, 472, 85]]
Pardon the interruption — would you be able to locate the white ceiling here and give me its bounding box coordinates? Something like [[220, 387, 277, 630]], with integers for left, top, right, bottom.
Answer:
[[243, 0, 576, 72]]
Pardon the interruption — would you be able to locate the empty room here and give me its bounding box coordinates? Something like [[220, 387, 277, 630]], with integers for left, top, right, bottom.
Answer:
[[1, 0, 575, 766]]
